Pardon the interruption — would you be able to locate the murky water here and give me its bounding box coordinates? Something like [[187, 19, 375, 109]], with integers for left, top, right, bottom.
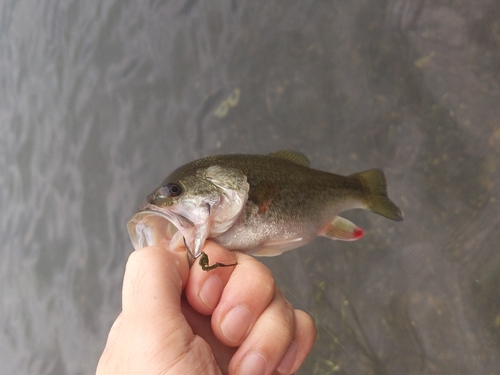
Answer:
[[1, 0, 499, 374]]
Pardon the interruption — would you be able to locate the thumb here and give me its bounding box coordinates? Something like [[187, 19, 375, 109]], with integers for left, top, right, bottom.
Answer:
[[121, 246, 188, 316], [98, 246, 219, 374]]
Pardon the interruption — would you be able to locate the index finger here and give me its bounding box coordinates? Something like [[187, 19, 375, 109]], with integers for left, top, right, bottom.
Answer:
[[185, 241, 240, 315]]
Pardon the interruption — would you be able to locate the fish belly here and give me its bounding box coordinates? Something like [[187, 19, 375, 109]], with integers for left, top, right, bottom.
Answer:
[[210, 214, 318, 256]]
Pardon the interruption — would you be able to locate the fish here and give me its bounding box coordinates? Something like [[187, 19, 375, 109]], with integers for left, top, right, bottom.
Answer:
[[128, 151, 403, 269]]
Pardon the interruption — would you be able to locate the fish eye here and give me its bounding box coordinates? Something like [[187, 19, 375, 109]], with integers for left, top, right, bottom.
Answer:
[[165, 183, 182, 197]]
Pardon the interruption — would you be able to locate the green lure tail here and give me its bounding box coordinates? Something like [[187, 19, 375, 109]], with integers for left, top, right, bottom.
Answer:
[[199, 252, 238, 271]]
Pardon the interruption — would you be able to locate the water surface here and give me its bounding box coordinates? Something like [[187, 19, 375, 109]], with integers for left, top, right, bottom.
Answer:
[[1, 0, 499, 374]]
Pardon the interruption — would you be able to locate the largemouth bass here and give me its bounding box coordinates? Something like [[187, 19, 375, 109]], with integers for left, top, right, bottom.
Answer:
[[127, 151, 403, 268]]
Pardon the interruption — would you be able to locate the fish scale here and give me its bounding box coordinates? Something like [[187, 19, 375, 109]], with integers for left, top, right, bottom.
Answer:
[[128, 150, 403, 269]]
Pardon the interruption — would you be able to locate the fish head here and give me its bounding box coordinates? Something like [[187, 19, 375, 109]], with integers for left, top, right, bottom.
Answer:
[[138, 165, 249, 258]]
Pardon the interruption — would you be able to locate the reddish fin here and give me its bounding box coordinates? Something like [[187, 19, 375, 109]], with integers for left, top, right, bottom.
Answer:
[[248, 181, 279, 214], [321, 216, 363, 241]]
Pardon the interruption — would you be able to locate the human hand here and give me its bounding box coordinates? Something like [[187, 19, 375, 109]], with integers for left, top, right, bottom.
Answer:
[[96, 241, 317, 375]]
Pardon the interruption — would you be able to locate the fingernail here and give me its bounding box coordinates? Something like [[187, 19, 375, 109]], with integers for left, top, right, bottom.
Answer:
[[276, 341, 298, 374], [237, 351, 267, 375], [199, 276, 223, 310], [220, 305, 252, 343]]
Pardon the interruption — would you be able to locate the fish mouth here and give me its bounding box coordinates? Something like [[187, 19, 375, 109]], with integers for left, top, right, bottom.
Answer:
[[126, 206, 193, 251]]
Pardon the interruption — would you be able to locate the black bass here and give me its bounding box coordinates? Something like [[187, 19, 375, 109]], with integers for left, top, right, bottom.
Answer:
[[127, 151, 403, 264]]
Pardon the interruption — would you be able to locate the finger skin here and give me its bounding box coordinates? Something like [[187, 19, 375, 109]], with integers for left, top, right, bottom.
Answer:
[[99, 243, 317, 375], [97, 246, 222, 375], [186, 243, 276, 347], [228, 287, 295, 375], [276, 310, 317, 374], [185, 242, 241, 315], [186, 242, 317, 374], [181, 296, 236, 374]]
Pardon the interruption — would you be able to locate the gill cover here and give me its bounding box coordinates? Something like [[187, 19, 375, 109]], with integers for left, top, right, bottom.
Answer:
[[183, 165, 249, 258]]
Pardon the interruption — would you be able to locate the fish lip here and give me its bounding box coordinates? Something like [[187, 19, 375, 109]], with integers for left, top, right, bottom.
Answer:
[[140, 204, 194, 228], [126, 206, 192, 251]]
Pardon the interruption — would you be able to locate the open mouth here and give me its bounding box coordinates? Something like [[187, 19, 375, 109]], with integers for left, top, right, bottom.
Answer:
[[126, 208, 186, 251]]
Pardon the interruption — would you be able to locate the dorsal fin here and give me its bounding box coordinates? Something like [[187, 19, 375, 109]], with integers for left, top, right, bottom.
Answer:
[[269, 150, 310, 167]]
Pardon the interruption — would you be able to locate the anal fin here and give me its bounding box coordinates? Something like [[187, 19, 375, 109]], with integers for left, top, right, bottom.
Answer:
[[321, 216, 363, 241]]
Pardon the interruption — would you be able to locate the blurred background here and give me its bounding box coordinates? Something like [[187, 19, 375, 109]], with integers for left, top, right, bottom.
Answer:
[[1, 0, 499, 374]]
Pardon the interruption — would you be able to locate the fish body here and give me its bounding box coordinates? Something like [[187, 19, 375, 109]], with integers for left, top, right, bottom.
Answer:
[[138, 151, 403, 259]]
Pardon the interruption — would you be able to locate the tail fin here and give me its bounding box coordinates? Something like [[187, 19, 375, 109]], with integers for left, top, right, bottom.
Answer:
[[352, 169, 404, 221]]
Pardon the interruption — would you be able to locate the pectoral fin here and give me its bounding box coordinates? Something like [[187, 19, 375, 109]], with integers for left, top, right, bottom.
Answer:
[[321, 216, 363, 241], [248, 181, 279, 214]]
